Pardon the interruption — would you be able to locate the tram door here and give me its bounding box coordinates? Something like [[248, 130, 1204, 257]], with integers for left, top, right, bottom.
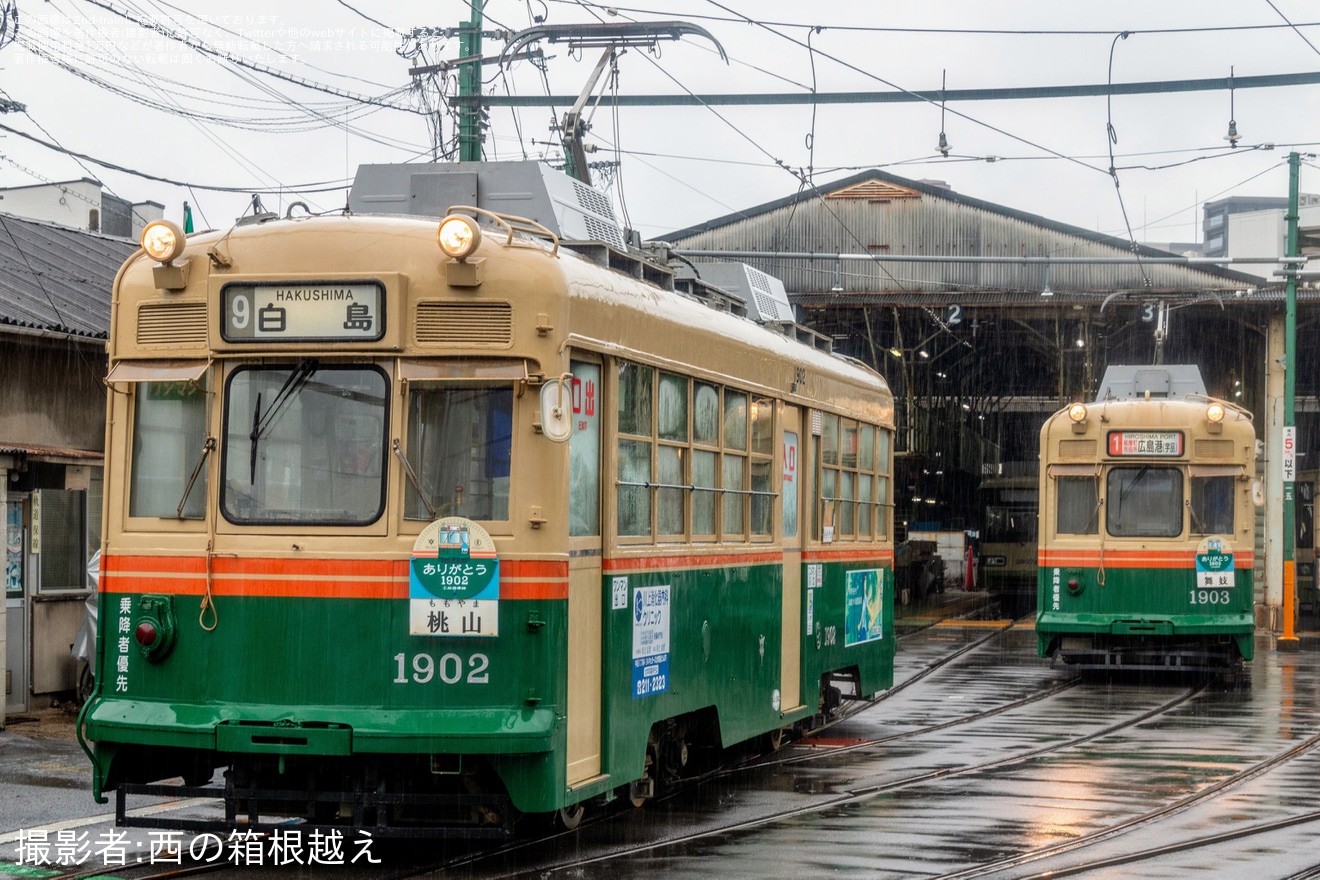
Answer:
[[780, 405, 804, 713], [565, 360, 603, 785]]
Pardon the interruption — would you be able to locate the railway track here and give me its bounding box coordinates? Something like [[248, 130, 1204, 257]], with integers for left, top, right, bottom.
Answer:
[[937, 717, 1320, 879], [440, 685, 1204, 878]]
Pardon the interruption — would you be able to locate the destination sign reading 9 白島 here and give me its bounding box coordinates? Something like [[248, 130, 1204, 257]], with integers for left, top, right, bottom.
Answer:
[[221, 283, 384, 342]]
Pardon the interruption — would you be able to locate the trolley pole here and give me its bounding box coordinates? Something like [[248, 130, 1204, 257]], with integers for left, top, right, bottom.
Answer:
[[457, 0, 484, 162], [1280, 151, 1300, 650]]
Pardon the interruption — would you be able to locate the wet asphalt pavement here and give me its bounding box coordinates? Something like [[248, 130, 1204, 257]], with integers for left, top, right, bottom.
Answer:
[[5, 592, 1320, 879]]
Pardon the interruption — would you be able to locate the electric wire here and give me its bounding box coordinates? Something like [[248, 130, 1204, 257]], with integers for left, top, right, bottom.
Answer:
[[547, 2, 1320, 38], [1265, 0, 1320, 58], [139, 0, 401, 89], [73, 0, 423, 112], [332, 0, 399, 36], [57, 0, 290, 199], [1104, 31, 1152, 289], [0, 120, 356, 193], [700, 0, 1109, 178]]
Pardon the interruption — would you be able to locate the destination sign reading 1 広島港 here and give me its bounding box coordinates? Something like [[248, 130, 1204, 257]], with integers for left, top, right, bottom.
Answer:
[[222, 283, 384, 342], [1107, 431, 1184, 457]]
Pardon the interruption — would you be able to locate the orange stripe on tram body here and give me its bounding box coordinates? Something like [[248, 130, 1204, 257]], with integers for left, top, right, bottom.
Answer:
[[1038, 550, 1256, 569], [100, 554, 569, 600]]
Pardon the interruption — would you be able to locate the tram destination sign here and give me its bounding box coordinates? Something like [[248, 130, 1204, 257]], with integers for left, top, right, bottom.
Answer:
[[1107, 430, 1184, 457], [222, 282, 384, 342]]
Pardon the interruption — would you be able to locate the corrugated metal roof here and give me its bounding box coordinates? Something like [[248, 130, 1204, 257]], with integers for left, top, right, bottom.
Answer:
[[0, 212, 137, 339], [659, 168, 1265, 295]]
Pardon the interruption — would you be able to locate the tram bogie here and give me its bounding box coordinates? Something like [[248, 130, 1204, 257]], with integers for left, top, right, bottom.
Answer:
[[80, 163, 897, 837]]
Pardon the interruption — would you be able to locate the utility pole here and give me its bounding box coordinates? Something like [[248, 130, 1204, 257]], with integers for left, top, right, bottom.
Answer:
[[1280, 151, 1301, 650], [457, 1, 484, 162]]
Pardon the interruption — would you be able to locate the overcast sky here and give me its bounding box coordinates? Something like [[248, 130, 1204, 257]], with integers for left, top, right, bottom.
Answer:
[[3, 0, 1319, 246]]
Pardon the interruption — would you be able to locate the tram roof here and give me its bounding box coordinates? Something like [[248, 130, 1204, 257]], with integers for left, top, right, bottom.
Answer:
[[0, 212, 136, 339]]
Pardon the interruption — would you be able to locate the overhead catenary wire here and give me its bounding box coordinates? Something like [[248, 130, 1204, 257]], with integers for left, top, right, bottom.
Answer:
[[0, 120, 357, 193], [73, 0, 426, 113], [548, 1, 1320, 39]]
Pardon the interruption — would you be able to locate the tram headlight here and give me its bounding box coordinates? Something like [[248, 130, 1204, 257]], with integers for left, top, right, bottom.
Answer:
[[1206, 403, 1226, 423], [1067, 403, 1087, 423], [438, 213, 482, 260], [140, 219, 186, 264]]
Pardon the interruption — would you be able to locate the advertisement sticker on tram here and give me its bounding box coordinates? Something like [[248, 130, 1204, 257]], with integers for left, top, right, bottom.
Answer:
[[845, 568, 885, 646], [632, 585, 670, 697], [409, 517, 500, 636]]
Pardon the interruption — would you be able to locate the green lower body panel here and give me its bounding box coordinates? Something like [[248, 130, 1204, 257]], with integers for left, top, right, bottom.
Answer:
[[1036, 562, 1254, 667]]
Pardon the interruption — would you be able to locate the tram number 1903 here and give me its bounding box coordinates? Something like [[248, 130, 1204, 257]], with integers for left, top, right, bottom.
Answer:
[[393, 652, 490, 685], [1189, 590, 1231, 606]]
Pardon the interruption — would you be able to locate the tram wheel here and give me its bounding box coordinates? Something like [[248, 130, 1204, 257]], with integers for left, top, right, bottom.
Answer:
[[556, 803, 585, 831]]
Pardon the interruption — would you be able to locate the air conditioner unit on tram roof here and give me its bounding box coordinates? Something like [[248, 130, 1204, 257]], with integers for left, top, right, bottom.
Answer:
[[691, 261, 797, 325], [348, 160, 625, 247], [1096, 364, 1207, 402]]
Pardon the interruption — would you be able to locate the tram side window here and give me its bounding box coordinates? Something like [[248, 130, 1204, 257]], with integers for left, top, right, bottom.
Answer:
[[404, 383, 513, 521], [1106, 467, 1183, 538], [657, 372, 688, 537], [568, 361, 602, 537], [617, 363, 653, 537], [816, 414, 885, 542], [130, 380, 209, 519], [1056, 476, 1099, 535], [750, 397, 773, 537], [723, 391, 747, 538], [614, 363, 776, 544], [1190, 475, 1235, 535], [692, 382, 720, 537], [221, 364, 387, 525]]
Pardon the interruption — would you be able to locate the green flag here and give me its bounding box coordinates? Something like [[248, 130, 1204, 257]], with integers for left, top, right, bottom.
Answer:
[[183, 202, 194, 234]]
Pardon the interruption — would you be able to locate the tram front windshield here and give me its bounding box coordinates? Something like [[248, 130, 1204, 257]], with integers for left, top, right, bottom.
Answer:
[[983, 488, 1037, 543], [221, 363, 388, 525], [1106, 466, 1183, 538]]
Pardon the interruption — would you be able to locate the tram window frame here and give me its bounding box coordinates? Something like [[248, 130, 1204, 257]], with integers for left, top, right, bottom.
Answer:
[[1055, 476, 1100, 535], [616, 362, 654, 540], [127, 376, 211, 523], [1190, 474, 1236, 536], [656, 371, 689, 539], [1106, 466, 1184, 538], [402, 381, 515, 524], [815, 413, 887, 543], [568, 359, 602, 538], [219, 363, 389, 527], [613, 361, 778, 546]]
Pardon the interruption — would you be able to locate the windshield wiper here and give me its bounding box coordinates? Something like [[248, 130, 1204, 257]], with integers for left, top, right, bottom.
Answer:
[[249, 391, 262, 485], [392, 438, 437, 519], [248, 359, 318, 485], [177, 436, 215, 518]]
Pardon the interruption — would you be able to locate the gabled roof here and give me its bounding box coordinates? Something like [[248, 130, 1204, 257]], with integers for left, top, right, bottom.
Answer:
[[659, 167, 1260, 286], [0, 212, 137, 339]]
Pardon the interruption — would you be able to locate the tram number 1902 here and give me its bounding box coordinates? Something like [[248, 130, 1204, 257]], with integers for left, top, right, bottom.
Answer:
[[393, 652, 490, 685], [1189, 590, 1231, 606]]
